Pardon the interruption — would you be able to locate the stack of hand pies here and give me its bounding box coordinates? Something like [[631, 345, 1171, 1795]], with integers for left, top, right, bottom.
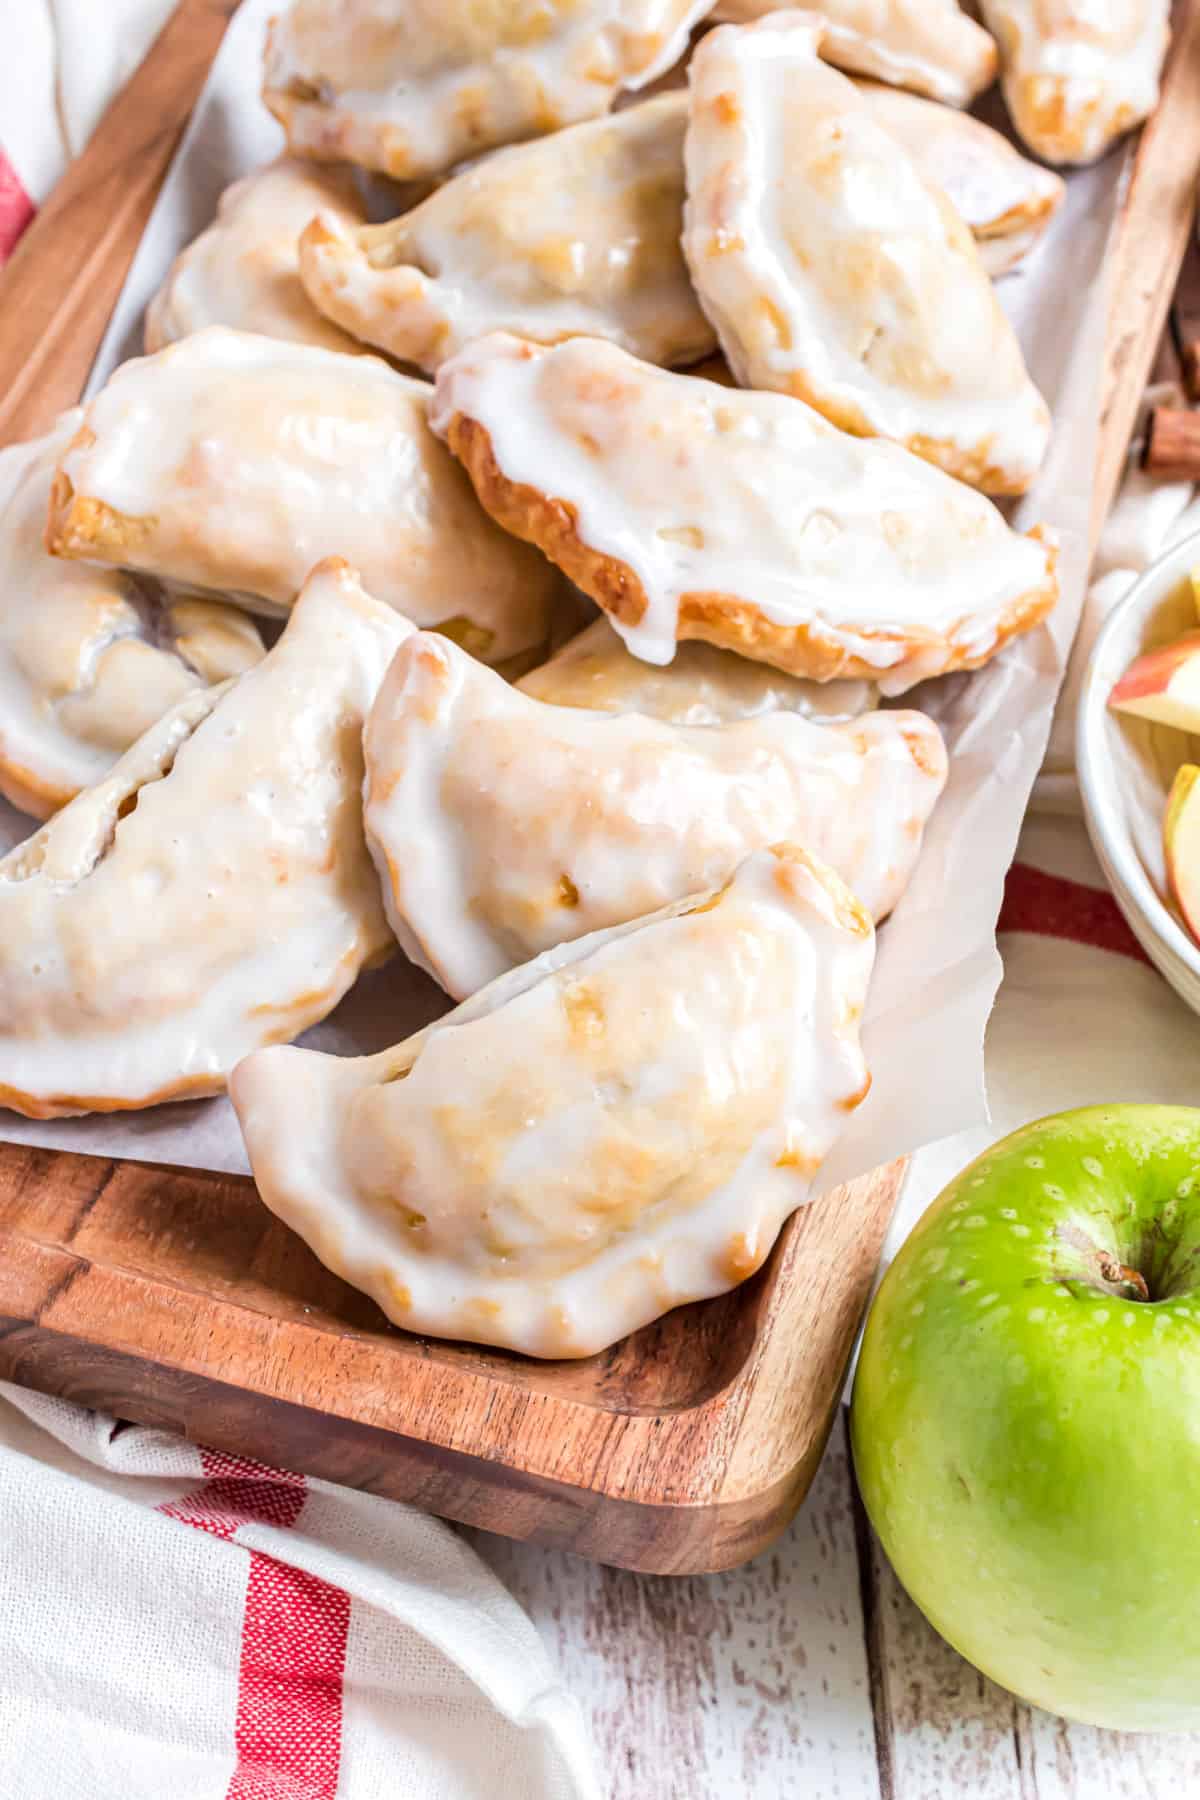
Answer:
[[0, 0, 1163, 1358]]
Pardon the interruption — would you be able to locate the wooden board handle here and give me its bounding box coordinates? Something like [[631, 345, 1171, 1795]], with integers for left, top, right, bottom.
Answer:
[[0, 0, 238, 449], [1089, 0, 1200, 545]]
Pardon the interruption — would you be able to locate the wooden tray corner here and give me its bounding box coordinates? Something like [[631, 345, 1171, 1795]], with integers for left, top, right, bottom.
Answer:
[[0, 1146, 904, 1572]]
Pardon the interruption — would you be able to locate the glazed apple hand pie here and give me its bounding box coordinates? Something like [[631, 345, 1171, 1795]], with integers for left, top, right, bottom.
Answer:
[[46, 327, 559, 665], [855, 83, 1065, 278], [231, 845, 874, 1358], [519, 616, 876, 723], [0, 561, 406, 1120], [682, 15, 1051, 495], [263, 0, 713, 181], [363, 629, 945, 996], [711, 0, 997, 106], [0, 413, 263, 820], [979, 0, 1170, 165], [433, 334, 1059, 692], [297, 95, 714, 374], [145, 156, 369, 354]]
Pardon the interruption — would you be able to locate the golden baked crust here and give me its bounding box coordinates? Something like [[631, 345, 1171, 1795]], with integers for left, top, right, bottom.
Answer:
[[0, 963, 377, 1118], [272, 97, 404, 170], [47, 480, 158, 566], [0, 1070, 223, 1122], [45, 427, 159, 566], [262, 6, 706, 183], [446, 413, 649, 625], [0, 562, 403, 1121], [1013, 75, 1135, 165], [296, 97, 715, 375], [261, 14, 383, 172], [444, 412, 1060, 683], [672, 562, 1057, 682], [0, 751, 72, 822], [741, 315, 1031, 499], [786, 360, 1034, 498], [44, 341, 559, 660]]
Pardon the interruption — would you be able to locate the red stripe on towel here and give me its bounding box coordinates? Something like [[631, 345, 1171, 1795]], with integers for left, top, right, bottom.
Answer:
[[159, 1451, 350, 1799], [0, 147, 35, 263], [998, 861, 1150, 964]]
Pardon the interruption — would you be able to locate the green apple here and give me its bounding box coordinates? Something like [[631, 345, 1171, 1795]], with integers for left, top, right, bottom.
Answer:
[[851, 1105, 1200, 1732]]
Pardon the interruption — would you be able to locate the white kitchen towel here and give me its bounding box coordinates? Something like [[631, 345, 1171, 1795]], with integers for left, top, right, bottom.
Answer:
[[0, 0, 177, 208], [0, 1380, 600, 1800]]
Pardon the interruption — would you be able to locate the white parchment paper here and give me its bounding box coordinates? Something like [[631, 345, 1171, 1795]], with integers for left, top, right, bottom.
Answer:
[[0, 0, 1132, 1187]]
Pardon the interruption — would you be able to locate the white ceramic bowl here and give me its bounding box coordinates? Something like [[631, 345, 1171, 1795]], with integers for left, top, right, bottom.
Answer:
[[1077, 528, 1200, 1016]]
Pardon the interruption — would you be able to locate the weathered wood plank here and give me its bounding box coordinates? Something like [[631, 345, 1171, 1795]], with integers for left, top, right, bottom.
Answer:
[[847, 1415, 1029, 1800], [1022, 1711, 1200, 1797], [1090, 0, 1200, 538], [469, 1428, 880, 1800], [860, 1536, 1031, 1797], [473, 1406, 1200, 1798]]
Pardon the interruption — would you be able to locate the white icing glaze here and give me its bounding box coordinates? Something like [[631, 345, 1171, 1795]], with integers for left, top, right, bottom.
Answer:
[[263, 0, 713, 180], [231, 845, 874, 1358], [431, 333, 1059, 691], [363, 629, 945, 997], [145, 156, 369, 354], [51, 327, 559, 663], [854, 81, 1065, 278], [682, 16, 1051, 496], [0, 414, 263, 821], [711, 0, 997, 106], [979, 0, 1170, 165], [519, 615, 876, 722], [0, 561, 407, 1119], [297, 94, 714, 373]]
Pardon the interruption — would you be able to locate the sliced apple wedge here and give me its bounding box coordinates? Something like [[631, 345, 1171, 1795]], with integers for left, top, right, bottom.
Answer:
[[1164, 763, 1200, 945], [1110, 630, 1200, 732]]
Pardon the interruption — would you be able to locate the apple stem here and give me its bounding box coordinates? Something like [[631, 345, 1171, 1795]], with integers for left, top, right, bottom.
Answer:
[[1097, 1253, 1150, 1302]]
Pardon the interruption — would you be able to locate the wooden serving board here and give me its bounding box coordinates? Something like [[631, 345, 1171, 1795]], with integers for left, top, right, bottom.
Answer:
[[0, 0, 1198, 1576]]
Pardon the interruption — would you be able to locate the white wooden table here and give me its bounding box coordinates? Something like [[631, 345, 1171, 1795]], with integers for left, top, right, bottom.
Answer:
[[467, 1415, 1200, 1796]]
